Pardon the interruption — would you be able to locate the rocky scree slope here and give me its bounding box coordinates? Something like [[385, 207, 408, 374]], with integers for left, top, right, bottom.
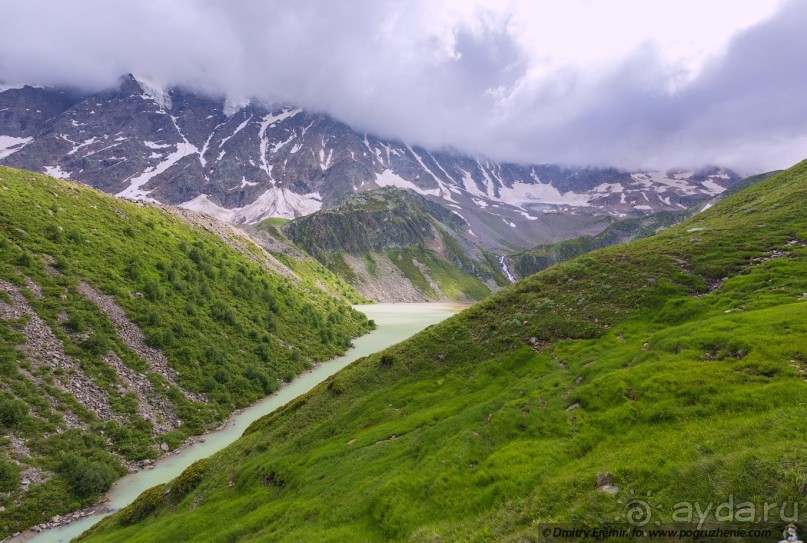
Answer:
[[0, 166, 370, 537], [78, 160, 807, 541], [0, 76, 740, 251]]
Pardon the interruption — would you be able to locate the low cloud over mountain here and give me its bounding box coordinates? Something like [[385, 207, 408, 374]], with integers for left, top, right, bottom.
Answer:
[[1, 0, 804, 173]]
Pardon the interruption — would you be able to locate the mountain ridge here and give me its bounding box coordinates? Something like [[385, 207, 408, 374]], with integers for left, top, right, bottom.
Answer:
[[506, 170, 782, 280], [0, 75, 741, 251], [280, 187, 507, 302]]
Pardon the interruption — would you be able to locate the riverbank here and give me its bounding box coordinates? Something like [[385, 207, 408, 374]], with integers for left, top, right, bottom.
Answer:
[[7, 303, 464, 543]]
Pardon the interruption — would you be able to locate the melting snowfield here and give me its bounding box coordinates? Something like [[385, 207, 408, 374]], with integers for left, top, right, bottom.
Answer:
[[0, 135, 32, 159], [180, 187, 323, 223]]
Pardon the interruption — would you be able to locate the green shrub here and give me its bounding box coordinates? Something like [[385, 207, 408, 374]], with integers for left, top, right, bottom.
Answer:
[[119, 484, 166, 525], [65, 228, 84, 244], [63, 314, 87, 333], [60, 456, 118, 498], [16, 252, 36, 268], [80, 334, 112, 356], [45, 224, 63, 242], [0, 399, 27, 428], [379, 353, 395, 367], [168, 459, 208, 502], [0, 460, 19, 492]]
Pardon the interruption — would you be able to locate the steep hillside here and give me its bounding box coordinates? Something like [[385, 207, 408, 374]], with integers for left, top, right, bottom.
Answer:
[[507, 171, 780, 280], [160, 206, 368, 305], [0, 166, 371, 537], [0, 77, 740, 250], [282, 188, 508, 302], [79, 162, 806, 542]]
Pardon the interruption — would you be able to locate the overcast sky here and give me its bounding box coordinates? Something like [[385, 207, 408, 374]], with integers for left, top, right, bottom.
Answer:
[[1, 0, 804, 174]]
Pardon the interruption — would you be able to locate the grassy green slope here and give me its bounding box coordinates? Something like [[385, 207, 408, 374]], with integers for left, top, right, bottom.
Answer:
[[250, 220, 370, 304], [510, 210, 688, 279], [80, 162, 807, 542], [0, 167, 371, 536]]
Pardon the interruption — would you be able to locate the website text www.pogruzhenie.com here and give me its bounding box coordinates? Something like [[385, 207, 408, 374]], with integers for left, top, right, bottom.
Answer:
[[534, 493, 803, 541], [538, 524, 776, 541]]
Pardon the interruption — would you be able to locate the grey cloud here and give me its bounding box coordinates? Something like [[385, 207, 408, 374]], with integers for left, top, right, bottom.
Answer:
[[0, 0, 804, 174]]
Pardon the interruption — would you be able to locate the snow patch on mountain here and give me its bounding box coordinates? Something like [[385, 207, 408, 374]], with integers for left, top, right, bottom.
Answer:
[[460, 169, 485, 198], [519, 211, 539, 221], [118, 112, 202, 199], [272, 134, 295, 153], [199, 129, 220, 168], [44, 165, 70, 179], [498, 181, 591, 207], [264, 107, 302, 126], [701, 179, 724, 194], [319, 147, 334, 170], [219, 115, 253, 148], [0, 135, 33, 159], [376, 169, 441, 197], [429, 152, 457, 185], [144, 141, 172, 150], [117, 140, 198, 200], [257, 118, 275, 181], [66, 136, 99, 156], [478, 166, 497, 199], [594, 182, 624, 193], [407, 146, 455, 201], [180, 188, 322, 223], [239, 177, 258, 188], [630, 171, 724, 195]]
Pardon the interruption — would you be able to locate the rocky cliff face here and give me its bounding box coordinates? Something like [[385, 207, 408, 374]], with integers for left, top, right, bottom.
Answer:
[[0, 75, 741, 251]]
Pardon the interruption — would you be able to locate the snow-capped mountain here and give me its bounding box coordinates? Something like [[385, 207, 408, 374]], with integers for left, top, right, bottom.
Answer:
[[0, 75, 740, 249]]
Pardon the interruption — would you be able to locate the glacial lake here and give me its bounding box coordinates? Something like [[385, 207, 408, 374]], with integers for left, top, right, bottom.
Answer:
[[15, 303, 464, 543]]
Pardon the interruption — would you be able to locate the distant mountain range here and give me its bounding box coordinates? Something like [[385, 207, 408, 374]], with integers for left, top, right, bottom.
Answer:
[[505, 170, 780, 280], [0, 75, 740, 250]]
